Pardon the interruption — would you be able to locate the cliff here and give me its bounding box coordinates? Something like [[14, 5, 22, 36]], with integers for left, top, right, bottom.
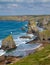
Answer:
[[1, 35, 16, 50], [39, 30, 50, 41]]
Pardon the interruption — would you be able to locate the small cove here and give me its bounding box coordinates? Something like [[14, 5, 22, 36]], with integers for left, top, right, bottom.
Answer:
[[0, 20, 41, 57]]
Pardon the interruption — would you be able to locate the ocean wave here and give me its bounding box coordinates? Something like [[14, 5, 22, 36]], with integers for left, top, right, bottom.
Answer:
[[0, 33, 35, 47], [13, 33, 34, 46]]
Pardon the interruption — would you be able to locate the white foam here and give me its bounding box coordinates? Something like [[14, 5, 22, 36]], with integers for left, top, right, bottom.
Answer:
[[0, 50, 6, 56], [0, 33, 35, 47], [25, 24, 27, 27], [37, 27, 44, 32], [27, 34, 34, 38], [14, 38, 28, 46], [13, 33, 35, 46], [0, 40, 6, 56], [14, 35, 34, 46]]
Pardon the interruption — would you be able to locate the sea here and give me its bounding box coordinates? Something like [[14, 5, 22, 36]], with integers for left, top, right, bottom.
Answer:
[[0, 20, 42, 57]]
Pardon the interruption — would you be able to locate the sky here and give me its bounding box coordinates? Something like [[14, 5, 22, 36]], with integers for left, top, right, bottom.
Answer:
[[0, 0, 50, 15]]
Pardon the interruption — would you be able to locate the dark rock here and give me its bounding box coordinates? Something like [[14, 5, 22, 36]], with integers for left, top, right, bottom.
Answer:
[[5, 60, 11, 64], [1, 35, 16, 50], [33, 37, 39, 41], [48, 38, 50, 41], [20, 36, 32, 39]]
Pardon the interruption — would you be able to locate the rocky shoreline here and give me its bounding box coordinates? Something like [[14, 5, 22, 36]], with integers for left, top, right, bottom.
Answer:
[[0, 43, 43, 65]]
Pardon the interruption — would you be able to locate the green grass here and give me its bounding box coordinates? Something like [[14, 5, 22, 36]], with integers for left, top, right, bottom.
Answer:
[[43, 30, 50, 37], [10, 44, 50, 65]]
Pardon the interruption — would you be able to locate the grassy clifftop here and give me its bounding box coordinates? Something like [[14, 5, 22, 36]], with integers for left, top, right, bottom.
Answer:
[[10, 44, 50, 65]]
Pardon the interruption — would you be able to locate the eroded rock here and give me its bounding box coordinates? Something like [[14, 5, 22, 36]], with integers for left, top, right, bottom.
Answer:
[[1, 35, 16, 50]]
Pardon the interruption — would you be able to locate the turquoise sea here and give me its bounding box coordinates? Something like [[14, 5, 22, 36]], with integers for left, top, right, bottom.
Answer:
[[0, 20, 28, 39]]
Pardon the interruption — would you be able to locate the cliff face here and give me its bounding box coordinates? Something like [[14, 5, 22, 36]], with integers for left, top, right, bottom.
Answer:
[[28, 20, 38, 34], [27, 16, 50, 41], [39, 30, 50, 41], [1, 35, 16, 50]]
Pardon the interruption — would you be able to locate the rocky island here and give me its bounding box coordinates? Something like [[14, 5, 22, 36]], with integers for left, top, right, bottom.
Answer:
[[1, 35, 16, 50]]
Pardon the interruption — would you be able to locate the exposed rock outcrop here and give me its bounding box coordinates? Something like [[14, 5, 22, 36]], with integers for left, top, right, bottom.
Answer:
[[39, 30, 50, 41], [1, 35, 16, 50], [20, 36, 32, 39], [28, 20, 38, 35]]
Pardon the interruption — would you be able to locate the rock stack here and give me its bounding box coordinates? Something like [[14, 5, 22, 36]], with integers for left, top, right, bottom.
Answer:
[[1, 35, 16, 50]]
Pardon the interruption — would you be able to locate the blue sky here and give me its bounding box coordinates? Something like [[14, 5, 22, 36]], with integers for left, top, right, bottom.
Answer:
[[0, 0, 50, 15]]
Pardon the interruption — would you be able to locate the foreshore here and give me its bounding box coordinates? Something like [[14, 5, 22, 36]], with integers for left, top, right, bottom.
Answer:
[[0, 43, 43, 65]]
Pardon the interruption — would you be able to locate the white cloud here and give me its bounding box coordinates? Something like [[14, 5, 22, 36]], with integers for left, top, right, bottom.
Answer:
[[26, 0, 34, 3], [10, 4, 19, 7], [42, 0, 50, 2], [16, 0, 24, 2], [0, 0, 14, 2], [7, 4, 21, 9], [0, 0, 50, 3], [0, 3, 21, 10], [0, 0, 34, 3], [36, 0, 50, 2]]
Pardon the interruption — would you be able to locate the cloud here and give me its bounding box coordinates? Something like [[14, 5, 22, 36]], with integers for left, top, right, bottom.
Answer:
[[0, 3, 21, 10], [9, 4, 19, 7], [0, 0, 50, 15], [24, 0, 34, 3], [16, 0, 24, 2], [35, 0, 50, 2], [42, 0, 50, 2], [0, 5, 2, 8], [0, 0, 34, 3], [0, 0, 50, 3], [0, 0, 13, 2]]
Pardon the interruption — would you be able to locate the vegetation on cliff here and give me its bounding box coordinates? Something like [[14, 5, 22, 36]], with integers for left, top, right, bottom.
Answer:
[[39, 30, 50, 41]]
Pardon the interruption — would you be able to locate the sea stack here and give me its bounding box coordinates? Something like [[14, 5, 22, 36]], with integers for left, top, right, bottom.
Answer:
[[1, 35, 16, 50]]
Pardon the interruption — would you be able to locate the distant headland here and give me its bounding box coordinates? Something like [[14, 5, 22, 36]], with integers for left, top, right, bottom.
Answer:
[[0, 15, 50, 21]]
